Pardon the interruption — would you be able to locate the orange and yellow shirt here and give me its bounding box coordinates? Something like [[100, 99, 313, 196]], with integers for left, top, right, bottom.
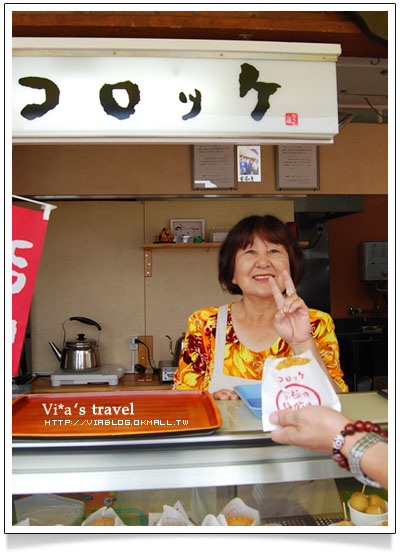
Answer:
[[173, 304, 348, 393]]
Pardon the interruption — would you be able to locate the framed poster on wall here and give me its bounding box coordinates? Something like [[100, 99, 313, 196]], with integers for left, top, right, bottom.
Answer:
[[275, 145, 319, 190], [192, 145, 236, 190]]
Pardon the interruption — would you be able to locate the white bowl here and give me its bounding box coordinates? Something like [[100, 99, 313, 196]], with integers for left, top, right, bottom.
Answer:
[[348, 499, 388, 526]]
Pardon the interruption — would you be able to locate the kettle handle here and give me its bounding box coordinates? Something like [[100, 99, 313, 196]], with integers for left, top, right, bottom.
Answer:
[[62, 317, 102, 346], [69, 317, 102, 331]]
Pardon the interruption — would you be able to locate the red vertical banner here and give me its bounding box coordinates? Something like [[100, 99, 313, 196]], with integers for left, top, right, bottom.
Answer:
[[12, 205, 50, 376]]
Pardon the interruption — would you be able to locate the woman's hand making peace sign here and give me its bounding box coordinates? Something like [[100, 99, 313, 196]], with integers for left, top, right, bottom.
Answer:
[[268, 270, 312, 348], [269, 270, 342, 394]]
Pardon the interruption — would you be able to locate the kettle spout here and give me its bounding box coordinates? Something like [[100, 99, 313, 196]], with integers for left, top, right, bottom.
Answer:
[[49, 341, 62, 361]]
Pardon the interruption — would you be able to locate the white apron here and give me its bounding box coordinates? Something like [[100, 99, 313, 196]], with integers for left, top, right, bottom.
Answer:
[[208, 304, 261, 393]]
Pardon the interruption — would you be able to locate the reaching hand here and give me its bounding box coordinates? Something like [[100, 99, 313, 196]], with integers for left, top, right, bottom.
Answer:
[[269, 406, 350, 453], [268, 270, 311, 346], [270, 406, 388, 490]]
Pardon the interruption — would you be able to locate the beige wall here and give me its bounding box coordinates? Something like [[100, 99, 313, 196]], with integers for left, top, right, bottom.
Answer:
[[12, 124, 387, 197], [27, 201, 144, 371], [25, 199, 293, 372], [13, 122, 388, 371]]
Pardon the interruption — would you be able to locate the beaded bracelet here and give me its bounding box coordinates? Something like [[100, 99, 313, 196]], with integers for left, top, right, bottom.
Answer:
[[332, 420, 387, 473]]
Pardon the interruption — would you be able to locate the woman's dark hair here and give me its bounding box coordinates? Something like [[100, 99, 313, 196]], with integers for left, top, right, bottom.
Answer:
[[218, 215, 305, 295]]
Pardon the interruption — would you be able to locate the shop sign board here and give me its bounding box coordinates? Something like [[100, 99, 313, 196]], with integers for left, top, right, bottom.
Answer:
[[12, 38, 341, 144]]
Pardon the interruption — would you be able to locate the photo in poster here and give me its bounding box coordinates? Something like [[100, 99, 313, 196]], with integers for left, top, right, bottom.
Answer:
[[237, 146, 261, 182]]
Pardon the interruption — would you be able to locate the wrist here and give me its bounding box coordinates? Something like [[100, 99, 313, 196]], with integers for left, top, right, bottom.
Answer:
[[340, 430, 366, 458], [291, 337, 314, 355], [331, 420, 387, 487]]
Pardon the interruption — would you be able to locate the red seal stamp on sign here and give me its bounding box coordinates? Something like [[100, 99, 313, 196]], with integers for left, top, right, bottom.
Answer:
[[285, 113, 298, 126]]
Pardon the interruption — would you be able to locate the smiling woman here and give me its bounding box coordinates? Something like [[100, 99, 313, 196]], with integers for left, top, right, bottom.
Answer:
[[219, 214, 305, 294], [173, 215, 348, 398], [232, 237, 290, 303]]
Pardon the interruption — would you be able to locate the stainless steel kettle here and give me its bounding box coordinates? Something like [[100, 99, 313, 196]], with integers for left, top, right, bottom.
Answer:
[[49, 316, 102, 372], [165, 333, 186, 366]]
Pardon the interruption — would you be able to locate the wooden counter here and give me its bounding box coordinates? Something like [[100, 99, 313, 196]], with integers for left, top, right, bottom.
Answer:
[[30, 373, 172, 393]]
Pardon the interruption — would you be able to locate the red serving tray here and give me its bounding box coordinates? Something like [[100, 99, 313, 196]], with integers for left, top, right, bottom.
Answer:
[[12, 390, 222, 438]]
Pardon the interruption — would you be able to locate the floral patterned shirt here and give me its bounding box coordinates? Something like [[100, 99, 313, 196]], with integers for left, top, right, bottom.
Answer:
[[173, 304, 348, 393]]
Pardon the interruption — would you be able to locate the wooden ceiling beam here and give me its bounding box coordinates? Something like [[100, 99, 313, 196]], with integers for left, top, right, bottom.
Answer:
[[12, 11, 388, 59]]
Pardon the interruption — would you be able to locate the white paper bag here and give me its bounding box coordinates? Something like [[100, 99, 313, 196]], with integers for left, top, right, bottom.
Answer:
[[149, 500, 195, 526], [262, 350, 341, 432]]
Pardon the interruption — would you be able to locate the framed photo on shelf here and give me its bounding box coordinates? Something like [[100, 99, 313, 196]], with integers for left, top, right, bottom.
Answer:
[[170, 219, 205, 243]]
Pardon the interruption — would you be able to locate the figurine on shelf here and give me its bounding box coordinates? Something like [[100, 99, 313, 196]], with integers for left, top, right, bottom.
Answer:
[[156, 227, 175, 243]]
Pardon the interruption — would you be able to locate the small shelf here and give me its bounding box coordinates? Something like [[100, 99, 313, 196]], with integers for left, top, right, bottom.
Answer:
[[142, 242, 221, 249], [142, 241, 308, 250], [142, 243, 220, 276], [142, 241, 309, 276]]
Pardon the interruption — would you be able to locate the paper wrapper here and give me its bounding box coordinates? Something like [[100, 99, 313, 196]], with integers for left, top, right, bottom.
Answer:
[[201, 514, 228, 526], [261, 350, 341, 431], [82, 506, 125, 526], [149, 500, 195, 526], [14, 519, 31, 526], [201, 497, 260, 526]]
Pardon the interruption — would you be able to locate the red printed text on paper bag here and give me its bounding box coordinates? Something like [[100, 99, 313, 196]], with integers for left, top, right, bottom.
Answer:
[[261, 351, 341, 431], [12, 206, 49, 376]]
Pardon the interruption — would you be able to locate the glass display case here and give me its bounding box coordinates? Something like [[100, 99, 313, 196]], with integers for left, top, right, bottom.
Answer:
[[11, 392, 388, 527]]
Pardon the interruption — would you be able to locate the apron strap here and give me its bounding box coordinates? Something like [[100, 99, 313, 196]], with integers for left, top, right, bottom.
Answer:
[[209, 304, 262, 393], [209, 304, 229, 390]]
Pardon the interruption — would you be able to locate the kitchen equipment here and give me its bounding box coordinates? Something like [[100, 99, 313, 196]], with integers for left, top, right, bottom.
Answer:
[[210, 231, 228, 242], [12, 391, 223, 438], [361, 325, 382, 334], [158, 360, 177, 383], [165, 333, 185, 366], [49, 316, 101, 372], [50, 364, 125, 387]]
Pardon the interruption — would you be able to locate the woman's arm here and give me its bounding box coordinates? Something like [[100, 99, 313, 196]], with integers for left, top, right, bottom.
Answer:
[[291, 337, 343, 393], [268, 271, 345, 393], [173, 308, 240, 400], [173, 308, 215, 391]]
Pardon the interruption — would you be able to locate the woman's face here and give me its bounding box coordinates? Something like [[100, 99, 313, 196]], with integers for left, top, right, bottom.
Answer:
[[232, 235, 291, 299]]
